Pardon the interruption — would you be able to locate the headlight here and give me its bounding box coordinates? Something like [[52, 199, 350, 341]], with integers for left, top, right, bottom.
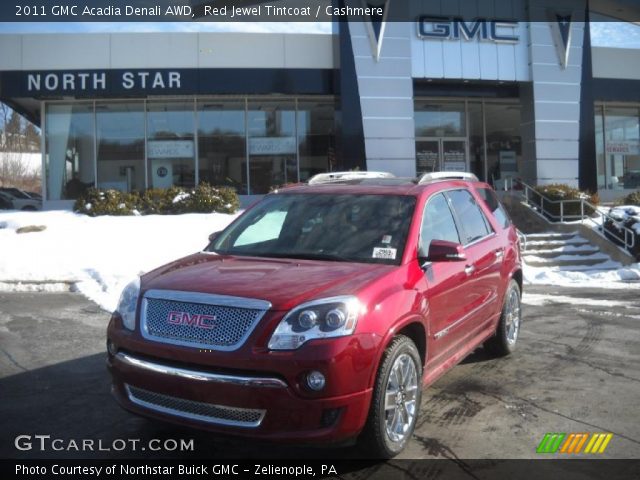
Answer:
[[115, 277, 140, 330], [268, 296, 362, 350]]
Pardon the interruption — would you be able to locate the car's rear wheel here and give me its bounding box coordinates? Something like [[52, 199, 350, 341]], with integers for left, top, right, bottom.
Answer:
[[484, 279, 521, 357], [361, 334, 422, 458]]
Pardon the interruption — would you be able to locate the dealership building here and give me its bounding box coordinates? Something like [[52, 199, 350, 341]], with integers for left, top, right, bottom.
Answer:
[[0, 1, 639, 208]]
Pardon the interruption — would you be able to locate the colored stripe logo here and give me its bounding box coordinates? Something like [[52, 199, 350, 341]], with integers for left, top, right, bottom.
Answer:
[[537, 433, 613, 454]]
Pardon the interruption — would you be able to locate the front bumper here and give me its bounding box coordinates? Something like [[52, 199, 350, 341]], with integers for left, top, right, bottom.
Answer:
[[107, 350, 373, 443], [107, 300, 381, 444]]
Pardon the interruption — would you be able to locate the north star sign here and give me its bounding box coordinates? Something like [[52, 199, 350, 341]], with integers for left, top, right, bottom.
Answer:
[[26, 71, 182, 92], [417, 16, 519, 43]]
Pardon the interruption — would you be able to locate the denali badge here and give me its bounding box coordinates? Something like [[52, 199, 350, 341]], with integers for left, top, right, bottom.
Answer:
[[167, 311, 216, 329]]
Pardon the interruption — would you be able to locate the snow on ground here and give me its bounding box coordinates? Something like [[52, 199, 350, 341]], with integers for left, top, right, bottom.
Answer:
[[523, 261, 640, 288], [521, 211, 640, 288], [0, 210, 239, 311], [609, 205, 640, 235], [0, 209, 638, 313]]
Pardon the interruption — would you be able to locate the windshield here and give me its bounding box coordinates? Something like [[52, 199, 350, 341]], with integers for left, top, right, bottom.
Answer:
[[209, 193, 416, 265]]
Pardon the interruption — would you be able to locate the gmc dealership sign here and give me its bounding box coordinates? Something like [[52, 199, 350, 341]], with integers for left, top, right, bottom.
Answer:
[[418, 16, 519, 43]]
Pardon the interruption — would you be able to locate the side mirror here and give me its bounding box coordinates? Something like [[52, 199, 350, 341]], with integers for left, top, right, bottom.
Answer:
[[419, 239, 466, 263], [208, 231, 221, 243]]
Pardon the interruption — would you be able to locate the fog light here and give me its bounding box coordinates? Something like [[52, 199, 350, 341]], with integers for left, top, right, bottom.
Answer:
[[107, 340, 118, 356], [321, 407, 343, 427], [306, 371, 326, 391]]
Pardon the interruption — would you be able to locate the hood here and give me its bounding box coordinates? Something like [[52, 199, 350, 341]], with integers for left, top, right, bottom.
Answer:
[[142, 252, 394, 310]]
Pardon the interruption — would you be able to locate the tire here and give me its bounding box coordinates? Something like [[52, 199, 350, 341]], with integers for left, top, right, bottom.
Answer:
[[484, 279, 521, 357], [361, 335, 422, 458], [21, 206, 37, 211]]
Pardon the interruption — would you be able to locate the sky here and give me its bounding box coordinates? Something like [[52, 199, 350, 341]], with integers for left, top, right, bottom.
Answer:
[[0, 21, 639, 48], [0, 22, 333, 34]]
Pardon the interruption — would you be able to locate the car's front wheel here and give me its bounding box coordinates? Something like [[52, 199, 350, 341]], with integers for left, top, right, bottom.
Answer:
[[361, 334, 422, 458], [484, 279, 521, 356]]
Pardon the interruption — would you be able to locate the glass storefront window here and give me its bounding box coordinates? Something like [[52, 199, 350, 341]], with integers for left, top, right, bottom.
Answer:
[[43, 96, 336, 199], [603, 106, 640, 190], [96, 102, 145, 193], [198, 99, 247, 194], [147, 101, 196, 189], [414, 101, 466, 137], [297, 99, 335, 182], [45, 103, 94, 200], [468, 102, 485, 181], [413, 99, 521, 185], [414, 100, 469, 175], [484, 102, 522, 186], [247, 100, 297, 194]]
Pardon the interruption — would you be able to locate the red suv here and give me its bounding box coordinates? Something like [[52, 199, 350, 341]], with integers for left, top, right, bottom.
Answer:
[[107, 171, 522, 457]]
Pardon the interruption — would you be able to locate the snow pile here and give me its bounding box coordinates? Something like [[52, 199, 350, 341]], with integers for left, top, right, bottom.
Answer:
[[523, 261, 640, 288], [0, 210, 239, 311], [609, 205, 640, 234], [172, 192, 191, 204], [522, 228, 640, 288]]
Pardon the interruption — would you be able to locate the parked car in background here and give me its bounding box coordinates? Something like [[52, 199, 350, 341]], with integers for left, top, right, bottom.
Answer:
[[0, 191, 14, 210], [0, 189, 41, 210], [25, 191, 42, 200], [107, 171, 522, 457]]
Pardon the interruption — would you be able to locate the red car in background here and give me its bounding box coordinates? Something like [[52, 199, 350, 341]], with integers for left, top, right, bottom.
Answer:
[[107, 171, 522, 457]]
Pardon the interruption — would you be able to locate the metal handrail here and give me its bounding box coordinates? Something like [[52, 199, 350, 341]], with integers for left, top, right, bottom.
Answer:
[[515, 179, 636, 253]]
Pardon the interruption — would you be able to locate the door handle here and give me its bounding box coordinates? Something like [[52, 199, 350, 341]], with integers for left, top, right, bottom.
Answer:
[[464, 265, 475, 276], [494, 249, 504, 259]]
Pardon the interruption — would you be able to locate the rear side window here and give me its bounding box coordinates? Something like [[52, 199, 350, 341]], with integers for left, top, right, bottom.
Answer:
[[477, 187, 511, 229], [420, 193, 461, 251], [446, 189, 493, 245]]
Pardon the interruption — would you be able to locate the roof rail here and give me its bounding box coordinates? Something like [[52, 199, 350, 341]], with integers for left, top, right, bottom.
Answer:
[[307, 171, 395, 185], [417, 171, 479, 184]]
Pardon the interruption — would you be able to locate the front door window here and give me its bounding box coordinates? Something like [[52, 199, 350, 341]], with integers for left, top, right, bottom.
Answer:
[[416, 138, 468, 175]]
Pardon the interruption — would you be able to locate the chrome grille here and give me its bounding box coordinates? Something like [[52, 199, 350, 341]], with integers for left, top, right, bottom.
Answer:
[[141, 290, 270, 351], [126, 385, 265, 428]]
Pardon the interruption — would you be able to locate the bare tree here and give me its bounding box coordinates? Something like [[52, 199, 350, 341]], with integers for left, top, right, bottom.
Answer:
[[0, 102, 42, 191], [0, 103, 10, 147], [0, 151, 29, 184]]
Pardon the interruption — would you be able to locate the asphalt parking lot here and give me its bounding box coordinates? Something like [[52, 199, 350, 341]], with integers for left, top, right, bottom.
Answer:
[[1, 286, 639, 460]]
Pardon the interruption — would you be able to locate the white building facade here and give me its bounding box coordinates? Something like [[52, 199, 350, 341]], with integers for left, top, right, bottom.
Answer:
[[0, 0, 638, 208]]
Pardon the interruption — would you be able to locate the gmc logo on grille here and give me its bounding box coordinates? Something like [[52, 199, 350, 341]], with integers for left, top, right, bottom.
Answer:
[[167, 311, 216, 329]]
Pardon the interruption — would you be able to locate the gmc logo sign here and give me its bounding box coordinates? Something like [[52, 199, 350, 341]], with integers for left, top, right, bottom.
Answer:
[[167, 311, 216, 329], [417, 16, 519, 44]]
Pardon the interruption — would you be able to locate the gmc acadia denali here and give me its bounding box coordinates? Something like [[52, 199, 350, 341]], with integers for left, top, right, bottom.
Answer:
[[107, 171, 522, 457]]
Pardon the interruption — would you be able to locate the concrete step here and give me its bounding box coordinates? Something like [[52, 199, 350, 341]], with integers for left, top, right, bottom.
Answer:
[[524, 240, 592, 251], [529, 261, 624, 272], [501, 192, 636, 268], [522, 231, 616, 270], [524, 232, 580, 241], [524, 254, 615, 268], [523, 247, 601, 258]]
